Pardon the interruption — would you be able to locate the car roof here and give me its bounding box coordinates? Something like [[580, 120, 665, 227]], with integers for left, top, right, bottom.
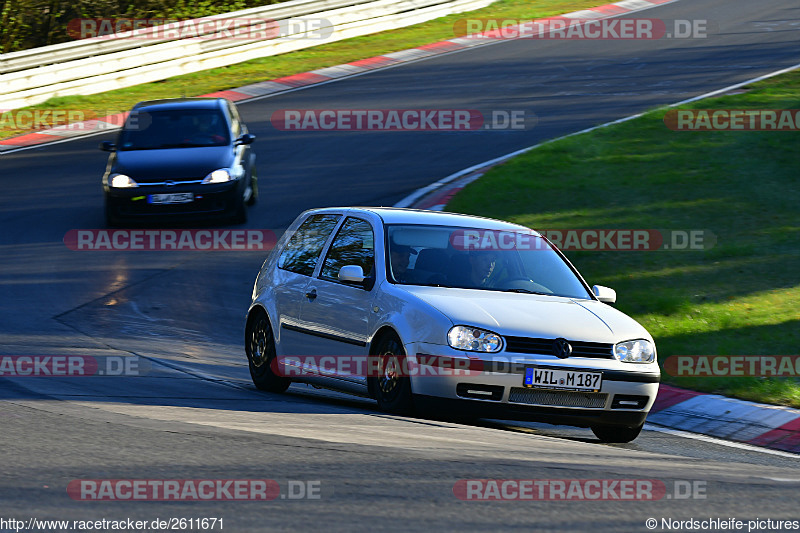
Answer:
[[307, 207, 539, 234], [131, 98, 227, 112]]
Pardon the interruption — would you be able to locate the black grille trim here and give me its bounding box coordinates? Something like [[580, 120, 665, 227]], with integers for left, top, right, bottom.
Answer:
[[505, 336, 613, 359]]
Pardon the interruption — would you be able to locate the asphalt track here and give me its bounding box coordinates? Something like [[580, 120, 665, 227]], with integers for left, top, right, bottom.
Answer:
[[1, 0, 799, 530]]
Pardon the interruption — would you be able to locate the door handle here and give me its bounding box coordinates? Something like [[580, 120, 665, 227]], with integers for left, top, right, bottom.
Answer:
[[305, 289, 317, 300]]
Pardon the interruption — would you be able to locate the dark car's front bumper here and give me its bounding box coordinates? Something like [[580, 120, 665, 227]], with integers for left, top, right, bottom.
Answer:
[[104, 180, 242, 222]]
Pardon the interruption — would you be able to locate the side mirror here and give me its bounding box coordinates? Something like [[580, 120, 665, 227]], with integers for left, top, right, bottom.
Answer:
[[100, 141, 116, 152], [236, 133, 255, 145], [338, 265, 375, 290], [339, 265, 365, 283], [593, 285, 616, 304]]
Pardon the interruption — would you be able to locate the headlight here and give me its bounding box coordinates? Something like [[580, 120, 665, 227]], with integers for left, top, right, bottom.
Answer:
[[202, 169, 232, 184], [109, 174, 138, 188], [447, 326, 503, 353], [614, 339, 655, 363]]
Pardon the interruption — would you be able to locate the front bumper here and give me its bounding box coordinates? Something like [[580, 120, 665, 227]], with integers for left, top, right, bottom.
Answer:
[[407, 343, 660, 428], [414, 395, 650, 428], [104, 180, 241, 220]]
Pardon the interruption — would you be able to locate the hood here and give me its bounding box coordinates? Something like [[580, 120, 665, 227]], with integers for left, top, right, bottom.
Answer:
[[400, 286, 650, 344], [113, 146, 234, 182]]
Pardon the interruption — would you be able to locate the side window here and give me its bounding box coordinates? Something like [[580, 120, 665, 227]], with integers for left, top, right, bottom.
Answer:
[[320, 218, 375, 282], [278, 214, 341, 276]]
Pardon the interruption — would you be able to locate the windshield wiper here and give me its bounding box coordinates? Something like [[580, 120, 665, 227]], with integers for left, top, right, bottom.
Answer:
[[503, 288, 551, 295]]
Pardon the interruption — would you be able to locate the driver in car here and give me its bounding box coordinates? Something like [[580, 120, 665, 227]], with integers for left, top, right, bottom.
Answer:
[[186, 115, 226, 145], [468, 250, 498, 286], [389, 243, 420, 283], [451, 250, 501, 289]]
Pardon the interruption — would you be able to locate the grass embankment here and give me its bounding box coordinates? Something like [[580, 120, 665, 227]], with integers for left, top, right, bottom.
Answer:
[[447, 70, 800, 407], [2, 0, 607, 140]]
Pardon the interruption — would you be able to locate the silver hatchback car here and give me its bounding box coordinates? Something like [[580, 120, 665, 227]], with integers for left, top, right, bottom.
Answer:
[[245, 207, 660, 442]]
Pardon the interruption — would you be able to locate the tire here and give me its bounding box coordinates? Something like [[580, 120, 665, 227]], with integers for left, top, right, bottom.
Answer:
[[369, 333, 414, 414], [591, 423, 643, 443], [245, 309, 290, 393]]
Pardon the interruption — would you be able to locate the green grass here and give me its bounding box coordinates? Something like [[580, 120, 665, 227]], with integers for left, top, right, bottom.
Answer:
[[447, 70, 800, 407], [2, 0, 608, 140]]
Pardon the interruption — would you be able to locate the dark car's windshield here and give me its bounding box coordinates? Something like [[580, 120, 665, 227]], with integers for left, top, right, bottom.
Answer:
[[386, 224, 592, 299], [118, 109, 230, 150]]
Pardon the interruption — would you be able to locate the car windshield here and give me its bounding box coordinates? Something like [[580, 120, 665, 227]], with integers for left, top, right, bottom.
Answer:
[[386, 224, 592, 299], [117, 109, 230, 150]]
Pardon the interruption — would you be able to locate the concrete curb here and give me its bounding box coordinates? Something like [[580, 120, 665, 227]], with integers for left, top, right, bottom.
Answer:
[[649, 386, 800, 453], [1, 0, 675, 152]]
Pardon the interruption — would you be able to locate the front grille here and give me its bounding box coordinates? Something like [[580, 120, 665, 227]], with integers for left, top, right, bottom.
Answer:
[[508, 387, 608, 408], [505, 336, 613, 359], [138, 179, 204, 186]]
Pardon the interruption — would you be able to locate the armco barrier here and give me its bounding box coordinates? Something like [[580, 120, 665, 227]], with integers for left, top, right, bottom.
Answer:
[[0, 0, 494, 110]]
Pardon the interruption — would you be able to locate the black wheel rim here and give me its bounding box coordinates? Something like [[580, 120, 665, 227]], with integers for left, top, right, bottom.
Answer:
[[248, 316, 274, 370]]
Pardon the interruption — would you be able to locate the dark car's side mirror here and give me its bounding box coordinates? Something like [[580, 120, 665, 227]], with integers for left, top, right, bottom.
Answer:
[[100, 141, 116, 152], [235, 134, 255, 145]]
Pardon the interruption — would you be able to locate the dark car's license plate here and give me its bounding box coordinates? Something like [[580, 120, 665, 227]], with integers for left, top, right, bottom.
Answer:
[[524, 367, 602, 391], [148, 193, 194, 204]]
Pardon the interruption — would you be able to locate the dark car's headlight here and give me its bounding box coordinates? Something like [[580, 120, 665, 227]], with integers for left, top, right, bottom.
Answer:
[[447, 326, 503, 353], [109, 173, 138, 188], [614, 339, 655, 363], [202, 169, 232, 184]]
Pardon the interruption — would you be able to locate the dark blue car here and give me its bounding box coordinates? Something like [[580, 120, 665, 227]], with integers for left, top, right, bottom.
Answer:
[[101, 98, 257, 226]]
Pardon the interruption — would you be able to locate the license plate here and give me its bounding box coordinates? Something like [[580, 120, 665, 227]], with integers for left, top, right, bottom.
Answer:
[[524, 367, 602, 391], [148, 193, 193, 204]]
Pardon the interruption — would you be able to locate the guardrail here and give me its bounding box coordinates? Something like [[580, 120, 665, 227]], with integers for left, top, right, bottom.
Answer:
[[0, 0, 494, 110]]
